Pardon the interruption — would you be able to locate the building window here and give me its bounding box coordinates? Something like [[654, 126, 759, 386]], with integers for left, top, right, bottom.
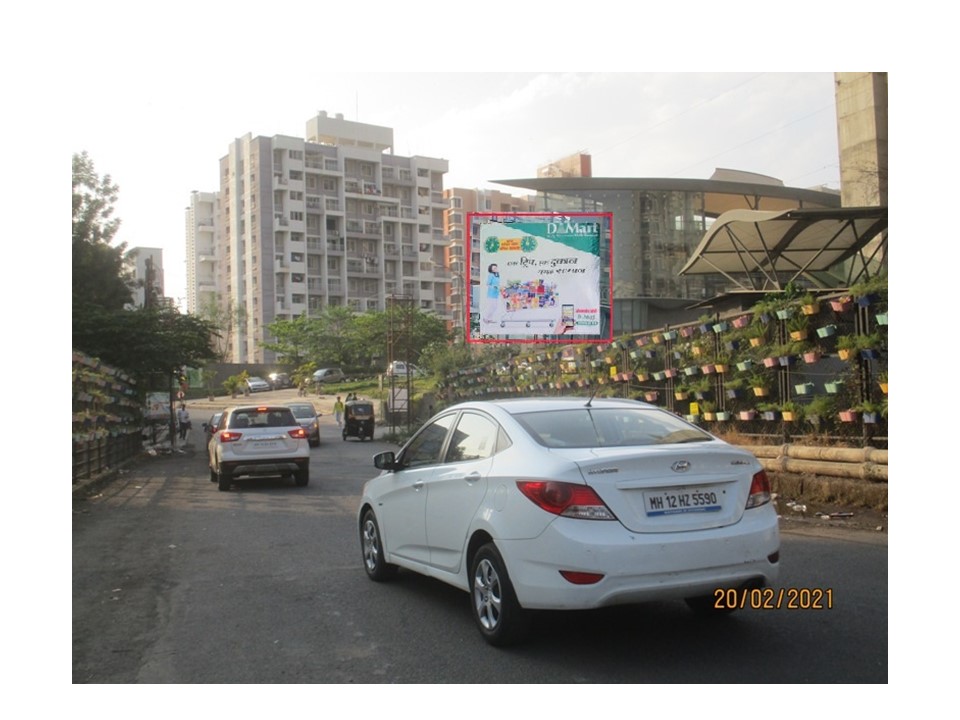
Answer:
[[288, 150, 303, 160], [290, 211, 303, 221]]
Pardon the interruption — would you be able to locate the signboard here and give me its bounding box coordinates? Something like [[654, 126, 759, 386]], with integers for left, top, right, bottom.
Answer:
[[145, 392, 170, 421], [469, 212, 610, 343]]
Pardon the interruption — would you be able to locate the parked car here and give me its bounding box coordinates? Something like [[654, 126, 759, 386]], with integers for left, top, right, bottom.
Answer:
[[286, 402, 321, 447], [201, 411, 224, 449], [358, 397, 780, 646], [385, 361, 425, 377], [245, 376, 271, 393], [312, 368, 345, 384], [268, 372, 293, 390], [208, 405, 311, 491]]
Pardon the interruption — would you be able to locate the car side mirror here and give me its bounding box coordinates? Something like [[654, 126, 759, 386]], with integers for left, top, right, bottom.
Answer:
[[373, 451, 398, 471]]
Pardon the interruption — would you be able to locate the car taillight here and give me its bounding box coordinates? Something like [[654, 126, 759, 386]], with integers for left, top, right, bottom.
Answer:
[[516, 481, 617, 520], [746, 470, 771, 508], [219, 431, 242, 443], [288, 427, 307, 439], [559, 570, 605, 585]]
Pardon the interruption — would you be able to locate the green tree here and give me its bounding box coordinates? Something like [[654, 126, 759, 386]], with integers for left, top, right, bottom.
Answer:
[[72, 151, 133, 312], [74, 304, 218, 388]]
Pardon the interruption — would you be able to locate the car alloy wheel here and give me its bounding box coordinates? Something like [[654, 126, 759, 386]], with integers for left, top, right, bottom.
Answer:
[[470, 544, 529, 646], [360, 510, 396, 581]]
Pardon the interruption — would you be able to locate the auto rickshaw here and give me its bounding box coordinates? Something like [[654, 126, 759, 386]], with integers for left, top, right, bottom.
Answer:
[[342, 399, 375, 441]]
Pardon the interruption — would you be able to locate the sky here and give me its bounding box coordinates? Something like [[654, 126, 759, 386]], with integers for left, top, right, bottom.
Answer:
[[71, 70, 841, 306]]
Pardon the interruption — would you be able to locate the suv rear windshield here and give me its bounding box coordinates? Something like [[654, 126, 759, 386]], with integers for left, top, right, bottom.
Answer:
[[228, 407, 297, 429], [513, 407, 712, 448]]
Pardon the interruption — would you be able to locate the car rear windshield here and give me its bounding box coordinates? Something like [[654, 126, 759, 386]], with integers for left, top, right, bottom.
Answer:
[[513, 407, 713, 448], [288, 405, 315, 418], [228, 408, 297, 429]]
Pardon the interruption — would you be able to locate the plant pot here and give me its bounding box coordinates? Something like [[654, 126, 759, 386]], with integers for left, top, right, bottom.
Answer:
[[795, 382, 815, 395], [663, 368, 678, 379], [789, 329, 809, 341], [695, 390, 714, 401], [680, 326, 695, 338], [700, 364, 716, 375], [803, 350, 822, 364], [725, 340, 741, 352], [838, 410, 859, 423], [749, 337, 764, 348], [801, 303, 820, 316], [753, 387, 770, 397], [837, 348, 855, 361], [860, 348, 881, 360], [776, 308, 794, 320], [663, 330, 678, 341], [782, 411, 797, 422], [817, 324, 837, 338], [715, 364, 729, 374], [762, 357, 779, 368], [712, 321, 730, 333], [762, 411, 779, 421], [879, 382, 888, 394], [779, 355, 796, 367], [732, 315, 751, 329], [703, 412, 717, 422], [635, 336, 649, 347], [856, 293, 880, 307], [716, 411, 731, 421], [652, 334, 664, 345], [692, 346, 704, 357], [644, 392, 659, 402], [825, 381, 843, 394], [675, 391, 690, 401], [726, 389, 742, 400], [875, 312, 888, 326], [737, 360, 754, 372], [699, 323, 712, 334], [739, 410, 757, 421], [830, 298, 853, 313], [684, 414, 700, 423], [652, 371, 665, 381], [635, 373, 649, 382], [863, 412, 879, 424]]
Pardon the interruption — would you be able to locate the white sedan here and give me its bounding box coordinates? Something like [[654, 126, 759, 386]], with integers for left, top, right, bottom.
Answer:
[[358, 397, 780, 646]]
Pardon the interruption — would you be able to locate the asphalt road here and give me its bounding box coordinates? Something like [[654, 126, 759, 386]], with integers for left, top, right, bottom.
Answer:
[[72, 410, 888, 684]]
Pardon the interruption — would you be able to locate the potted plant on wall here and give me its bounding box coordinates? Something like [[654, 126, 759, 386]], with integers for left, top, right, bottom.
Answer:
[[877, 370, 888, 395], [800, 292, 820, 316], [787, 314, 810, 342], [757, 402, 780, 422], [750, 374, 771, 398], [780, 401, 803, 423], [805, 395, 836, 429], [836, 335, 858, 361]]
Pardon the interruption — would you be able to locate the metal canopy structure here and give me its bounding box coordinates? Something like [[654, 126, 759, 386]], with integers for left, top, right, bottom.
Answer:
[[678, 207, 887, 291]]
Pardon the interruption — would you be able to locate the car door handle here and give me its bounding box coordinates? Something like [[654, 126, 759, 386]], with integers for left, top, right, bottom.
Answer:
[[413, 480, 424, 491], [463, 472, 482, 483]]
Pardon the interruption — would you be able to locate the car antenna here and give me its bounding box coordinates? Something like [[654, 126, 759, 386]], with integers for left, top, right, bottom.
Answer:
[[585, 384, 599, 408]]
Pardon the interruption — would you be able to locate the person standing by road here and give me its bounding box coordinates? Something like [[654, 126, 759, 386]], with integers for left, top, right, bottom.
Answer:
[[177, 404, 191, 441], [333, 396, 344, 429]]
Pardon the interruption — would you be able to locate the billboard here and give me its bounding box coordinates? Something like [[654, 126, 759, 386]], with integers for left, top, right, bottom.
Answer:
[[468, 212, 611, 343]]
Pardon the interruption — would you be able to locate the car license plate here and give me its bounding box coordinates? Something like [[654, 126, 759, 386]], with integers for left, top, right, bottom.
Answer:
[[250, 440, 278, 449], [643, 486, 723, 516]]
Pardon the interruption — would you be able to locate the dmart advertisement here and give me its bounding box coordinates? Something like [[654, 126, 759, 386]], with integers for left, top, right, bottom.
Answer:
[[477, 216, 603, 340]]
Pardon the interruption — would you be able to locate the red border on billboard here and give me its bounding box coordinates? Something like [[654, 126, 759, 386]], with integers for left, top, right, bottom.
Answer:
[[464, 212, 614, 346]]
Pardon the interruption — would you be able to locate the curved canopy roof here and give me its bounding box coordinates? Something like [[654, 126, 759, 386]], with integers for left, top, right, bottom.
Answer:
[[678, 207, 887, 290]]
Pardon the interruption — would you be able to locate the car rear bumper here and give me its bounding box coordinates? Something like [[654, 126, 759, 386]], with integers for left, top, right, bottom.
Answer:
[[221, 458, 308, 479], [497, 505, 780, 610]]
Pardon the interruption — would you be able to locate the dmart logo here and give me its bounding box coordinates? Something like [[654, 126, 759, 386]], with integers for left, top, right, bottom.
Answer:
[[547, 222, 600, 234]]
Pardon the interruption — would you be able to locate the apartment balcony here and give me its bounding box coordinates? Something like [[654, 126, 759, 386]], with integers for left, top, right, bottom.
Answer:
[[325, 198, 341, 212], [400, 206, 415, 219], [274, 214, 289, 227], [306, 196, 324, 211]]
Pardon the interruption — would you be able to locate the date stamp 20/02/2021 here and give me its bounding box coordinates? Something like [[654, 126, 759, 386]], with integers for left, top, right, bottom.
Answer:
[[712, 587, 834, 610]]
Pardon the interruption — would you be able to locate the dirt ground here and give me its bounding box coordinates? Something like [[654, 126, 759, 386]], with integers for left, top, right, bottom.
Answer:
[[769, 470, 888, 536]]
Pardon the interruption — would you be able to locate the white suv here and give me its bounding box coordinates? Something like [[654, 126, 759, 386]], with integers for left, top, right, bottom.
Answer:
[[208, 405, 311, 491]]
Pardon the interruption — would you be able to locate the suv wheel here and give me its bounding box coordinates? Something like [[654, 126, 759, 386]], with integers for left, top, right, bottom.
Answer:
[[217, 465, 232, 492]]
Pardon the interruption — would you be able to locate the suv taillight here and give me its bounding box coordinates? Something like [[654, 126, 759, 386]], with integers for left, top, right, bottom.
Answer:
[[746, 470, 771, 508], [288, 427, 307, 439], [516, 481, 617, 520], [219, 431, 242, 443]]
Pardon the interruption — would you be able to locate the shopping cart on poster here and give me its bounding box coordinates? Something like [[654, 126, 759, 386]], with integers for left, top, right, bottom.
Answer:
[[495, 308, 558, 330]]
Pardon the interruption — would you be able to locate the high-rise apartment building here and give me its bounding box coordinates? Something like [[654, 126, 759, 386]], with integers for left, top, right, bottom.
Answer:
[[442, 187, 536, 336], [185, 190, 218, 315], [196, 112, 449, 364]]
